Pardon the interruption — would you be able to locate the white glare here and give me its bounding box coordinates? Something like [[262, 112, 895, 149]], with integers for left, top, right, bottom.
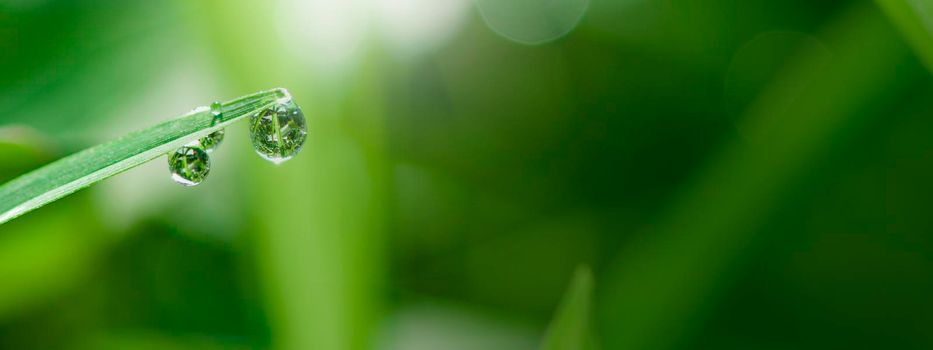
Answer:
[[277, 0, 370, 78], [375, 0, 471, 58]]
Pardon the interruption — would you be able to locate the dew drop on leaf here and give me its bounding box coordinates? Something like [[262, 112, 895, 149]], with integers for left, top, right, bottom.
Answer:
[[248, 99, 308, 164], [210, 101, 223, 118], [168, 146, 211, 186], [198, 129, 225, 153]]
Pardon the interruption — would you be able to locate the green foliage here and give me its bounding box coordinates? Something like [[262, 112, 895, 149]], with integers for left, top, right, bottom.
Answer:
[[601, 4, 920, 349], [878, 0, 933, 71], [0, 88, 287, 224], [4, 0, 933, 349], [540, 266, 595, 350]]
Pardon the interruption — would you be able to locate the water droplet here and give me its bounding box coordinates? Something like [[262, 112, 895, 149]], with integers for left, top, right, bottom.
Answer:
[[210, 101, 223, 118], [168, 146, 211, 186], [249, 99, 308, 164], [199, 129, 225, 153]]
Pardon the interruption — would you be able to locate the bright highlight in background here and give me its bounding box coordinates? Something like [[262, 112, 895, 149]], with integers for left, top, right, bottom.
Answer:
[[277, 0, 370, 78], [376, 0, 471, 58], [476, 0, 589, 45], [276, 0, 472, 77]]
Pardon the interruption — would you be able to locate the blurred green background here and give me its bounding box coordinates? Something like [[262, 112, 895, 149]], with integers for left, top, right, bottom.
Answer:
[[3, 0, 933, 349]]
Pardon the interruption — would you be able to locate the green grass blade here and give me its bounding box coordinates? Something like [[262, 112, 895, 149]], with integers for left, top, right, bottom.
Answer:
[[0, 88, 289, 225], [878, 0, 933, 71], [540, 266, 595, 350]]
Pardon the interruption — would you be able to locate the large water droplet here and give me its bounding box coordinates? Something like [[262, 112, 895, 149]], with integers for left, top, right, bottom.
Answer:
[[249, 99, 308, 164], [169, 146, 211, 186]]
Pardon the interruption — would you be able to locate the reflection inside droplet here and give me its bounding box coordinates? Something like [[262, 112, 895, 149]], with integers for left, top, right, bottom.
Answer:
[[169, 146, 211, 186], [198, 129, 225, 153], [248, 99, 308, 164]]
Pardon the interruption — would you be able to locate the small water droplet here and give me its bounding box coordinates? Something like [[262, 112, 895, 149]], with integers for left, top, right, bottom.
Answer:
[[199, 129, 225, 153], [210, 101, 223, 118], [169, 146, 211, 186], [249, 99, 308, 164]]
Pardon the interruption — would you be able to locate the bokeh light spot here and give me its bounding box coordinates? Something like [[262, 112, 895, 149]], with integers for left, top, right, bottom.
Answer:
[[376, 0, 471, 58], [475, 0, 589, 45], [277, 0, 370, 78]]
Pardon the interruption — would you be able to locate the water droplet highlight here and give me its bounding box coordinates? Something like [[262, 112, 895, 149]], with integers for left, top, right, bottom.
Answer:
[[169, 146, 211, 186], [249, 99, 308, 164]]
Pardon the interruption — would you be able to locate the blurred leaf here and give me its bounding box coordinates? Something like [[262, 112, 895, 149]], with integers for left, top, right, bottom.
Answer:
[[601, 4, 920, 350], [0, 128, 55, 180], [191, 1, 390, 349], [0, 136, 106, 322], [0, 199, 102, 318], [0, 1, 184, 142], [379, 302, 538, 350], [540, 266, 595, 350], [878, 0, 933, 72], [0, 89, 285, 224], [82, 331, 250, 350]]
